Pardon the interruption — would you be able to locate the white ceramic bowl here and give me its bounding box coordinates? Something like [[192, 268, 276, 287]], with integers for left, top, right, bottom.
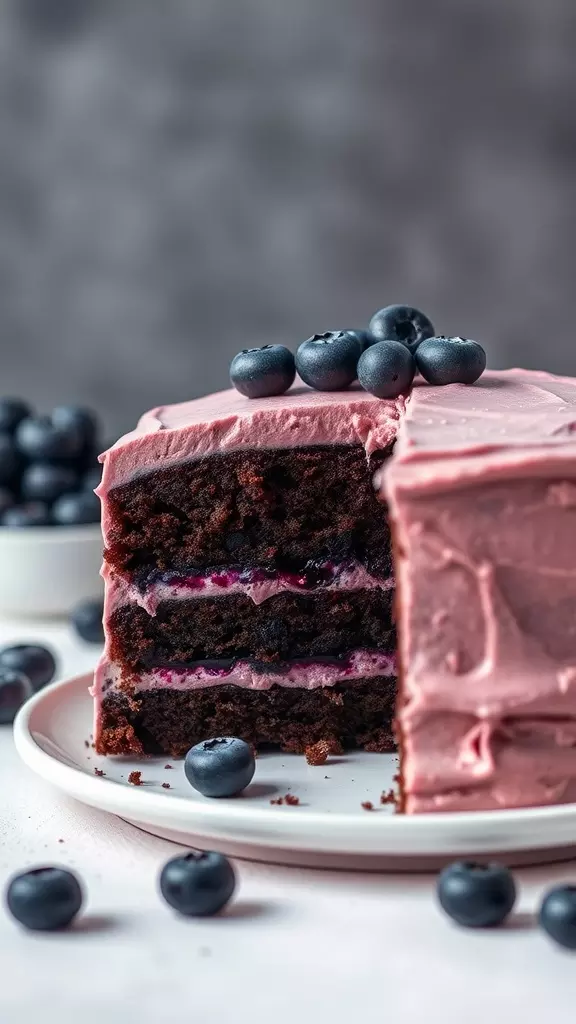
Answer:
[[0, 523, 103, 617]]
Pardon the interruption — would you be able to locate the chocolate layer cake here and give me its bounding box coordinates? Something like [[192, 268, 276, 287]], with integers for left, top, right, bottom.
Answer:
[[94, 369, 576, 814]]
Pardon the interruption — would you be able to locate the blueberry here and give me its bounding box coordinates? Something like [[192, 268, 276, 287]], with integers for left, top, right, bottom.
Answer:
[[15, 415, 84, 463], [21, 463, 78, 503], [0, 398, 31, 433], [71, 599, 104, 644], [2, 502, 51, 527], [437, 862, 516, 928], [230, 345, 295, 399], [5, 867, 83, 931], [83, 467, 102, 492], [0, 433, 20, 486], [369, 304, 435, 352], [357, 340, 415, 399], [416, 336, 486, 386], [295, 331, 362, 391], [344, 329, 375, 352], [0, 644, 57, 691], [184, 736, 256, 797], [0, 487, 15, 517], [159, 851, 235, 917], [539, 886, 576, 949], [51, 405, 99, 450], [52, 490, 100, 525], [0, 670, 33, 724]]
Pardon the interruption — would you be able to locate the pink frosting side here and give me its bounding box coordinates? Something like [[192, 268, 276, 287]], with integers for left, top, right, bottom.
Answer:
[[106, 562, 393, 615], [384, 368, 576, 813], [92, 649, 397, 700]]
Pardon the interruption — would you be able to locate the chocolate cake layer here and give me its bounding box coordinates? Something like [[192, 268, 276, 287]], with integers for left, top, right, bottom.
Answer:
[[104, 444, 392, 581], [110, 590, 395, 668], [96, 676, 398, 757]]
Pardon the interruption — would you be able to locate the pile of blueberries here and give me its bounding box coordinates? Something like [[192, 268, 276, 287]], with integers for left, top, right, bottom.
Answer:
[[0, 398, 103, 527], [230, 303, 487, 400]]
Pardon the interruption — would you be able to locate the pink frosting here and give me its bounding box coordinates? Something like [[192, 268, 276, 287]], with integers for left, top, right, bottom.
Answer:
[[106, 562, 393, 615], [92, 649, 397, 699], [384, 368, 576, 812]]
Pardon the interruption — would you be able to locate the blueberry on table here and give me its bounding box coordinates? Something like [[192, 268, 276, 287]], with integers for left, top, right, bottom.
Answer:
[[159, 852, 235, 917], [1, 502, 51, 527], [0, 670, 33, 724], [539, 886, 576, 949], [185, 736, 256, 797], [52, 490, 100, 525], [5, 867, 83, 931], [0, 644, 56, 691], [230, 345, 295, 399], [416, 336, 487, 385], [437, 861, 516, 928], [357, 340, 415, 399], [71, 599, 104, 644], [369, 304, 435, 352], [21, 463, 78, 503], [343, 329, 375, 352], [0, 398, 30, 434], [15, 415, 84, 463], [295, 331, 362, 391], [0, 433, 20, 486]]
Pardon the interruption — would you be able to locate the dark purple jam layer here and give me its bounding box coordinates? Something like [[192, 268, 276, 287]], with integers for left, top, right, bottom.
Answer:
[[104, 444, 392, 581], [109, 590, 396, 670], [135, 558, 373, 594], [96, 676, 398, 757]]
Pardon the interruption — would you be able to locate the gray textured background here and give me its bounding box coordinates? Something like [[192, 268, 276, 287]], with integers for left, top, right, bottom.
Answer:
[[1, 0, 575, 435]]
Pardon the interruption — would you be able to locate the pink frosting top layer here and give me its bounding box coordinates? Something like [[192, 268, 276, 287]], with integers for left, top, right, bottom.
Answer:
[[384, 367, 576, 813], [98, 380, 405, 497]]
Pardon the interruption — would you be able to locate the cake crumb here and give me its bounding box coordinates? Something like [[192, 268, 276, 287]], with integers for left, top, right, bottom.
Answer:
[[94, 768, 105, 777], [284, 793, 300, 806], [305, 740, 331, 766], [270, 796, 284, 805], [58, 839, 64, 843], [161, 782, 171, 789], [393, 772, 400, 784], [361, 800, 374, 811], [380, 789, 396, 806], [84, 740, 90, 748], [164, 764, 173, 770], [128, 771, 143, 786]]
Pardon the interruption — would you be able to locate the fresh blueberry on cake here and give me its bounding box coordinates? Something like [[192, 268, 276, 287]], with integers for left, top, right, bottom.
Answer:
[[295, 331, 362, 390], [416, 335, 487, 385], [437, 862, 516, 928], [539, 886, 576, 949], [357, 340, 416, 398], [0, 644, 56, 691], [230, 345, 295, 399], [159, 852, 235, 917], [369, 304, 435, 352], [5, 867, 83, 931], [93, 312, 576, 816], [184, 736, 256, 797]]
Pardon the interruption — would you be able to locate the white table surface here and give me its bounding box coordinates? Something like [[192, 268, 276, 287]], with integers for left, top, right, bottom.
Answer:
[[1, 617, 576, 1024]]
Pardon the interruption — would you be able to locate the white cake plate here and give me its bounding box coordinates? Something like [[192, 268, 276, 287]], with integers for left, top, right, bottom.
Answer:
[[13, 673, 576, 870]]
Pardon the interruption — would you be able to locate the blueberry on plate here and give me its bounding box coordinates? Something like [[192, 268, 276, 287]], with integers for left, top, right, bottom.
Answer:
[[159, 852, 235, 917], [230, 345, 295, 399], [0, 644, 56, 691], [0, 433, 20, 487], [185, 736, 256, 797], [437, 861, 516, 928], [0, 670, 33, 724], [21, 463, 78, 503], [295, 331, 362, 391], [52, 490, 100, 525], [15, 415, 84, 463], [416, 336, 486, 385], [369, 304, 435, 352], [539, 885, 576, 949], [1, 501, 51, 527], [357, 340, 415, 399], [0, 486, 15, 517], [0, 398, 30, 434], [5, 867, 83, 931], [71, 599, 104, 644], [51, 405, 99, 450]]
